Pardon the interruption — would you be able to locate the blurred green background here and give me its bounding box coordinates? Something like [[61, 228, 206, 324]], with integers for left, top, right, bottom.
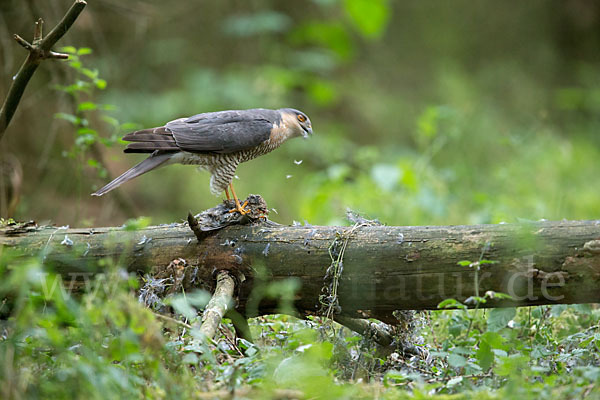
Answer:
[[1, 0, 599, 227]]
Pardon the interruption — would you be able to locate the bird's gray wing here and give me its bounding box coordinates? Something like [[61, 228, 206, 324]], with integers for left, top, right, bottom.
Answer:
[[166, 109, 281, 154]]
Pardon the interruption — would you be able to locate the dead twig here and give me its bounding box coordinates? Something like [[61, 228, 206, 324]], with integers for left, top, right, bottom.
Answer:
[[0, 0, 87, 139]]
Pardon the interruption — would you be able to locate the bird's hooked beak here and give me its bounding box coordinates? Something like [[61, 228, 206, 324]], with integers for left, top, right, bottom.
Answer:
[[301, 125, 313, 139]]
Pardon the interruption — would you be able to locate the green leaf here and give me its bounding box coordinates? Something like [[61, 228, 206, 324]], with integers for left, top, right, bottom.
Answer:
[[76, 127, 97, 136], [574, 304, 592, 314], [169, 296, 196, 320], [447, 353, 467, 368], [290, 22, 355, 61], [465, 296, 486, 305], [123, 217, 151, 231], [344, 0, 390, 39], [185, 290, 212, 309], [457, 260, 472, 267], [102, 115, 120, 127], [579, 335, 594, 348], [447, 376, 463, 387], [77, 102, 98, 112], [95, 79, 107, 89], [59, 46, 77, 54], [492, 349, 508, 358], [487, 307, 516, 332], [476, 340, 494, 370], [182, 352, 199, 364], [451, 346, 471, 355], [383, 370, 406, 386], [437, 298, 466, 310], [77, 47, 93, 55], [75, 134, 95, 147], [81, 68, 99, 80], [480, 331, 507, 350], [54, 112, 79, 125], [550, 304, 567, 317]]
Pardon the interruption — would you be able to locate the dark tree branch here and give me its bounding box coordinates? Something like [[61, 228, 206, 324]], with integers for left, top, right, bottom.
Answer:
[[40, 1, 87, 52], [0, 0, 87, 140]]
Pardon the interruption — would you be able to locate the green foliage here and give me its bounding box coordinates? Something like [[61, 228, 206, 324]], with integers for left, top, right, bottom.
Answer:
[[122, 216, 152, 231], [0, 255, 195, 399], [343, 0, 390, 38], [3, 243, 600, 398], [53, 47, 138, 181]]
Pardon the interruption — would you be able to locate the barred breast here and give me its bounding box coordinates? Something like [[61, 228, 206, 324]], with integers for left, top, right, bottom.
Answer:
[[170, 139, 284, 195]]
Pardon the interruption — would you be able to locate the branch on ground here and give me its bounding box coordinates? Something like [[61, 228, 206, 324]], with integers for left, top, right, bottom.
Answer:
[[335, 315, 427, 359], [199, 271, 236, 340]]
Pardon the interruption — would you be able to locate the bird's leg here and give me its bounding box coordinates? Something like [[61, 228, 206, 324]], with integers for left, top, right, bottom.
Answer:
[[224, 187, 231, 200], [227, 182, 249, 215]]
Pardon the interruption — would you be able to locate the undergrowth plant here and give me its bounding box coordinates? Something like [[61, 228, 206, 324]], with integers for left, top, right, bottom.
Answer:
[[53, 46, 139, 180]]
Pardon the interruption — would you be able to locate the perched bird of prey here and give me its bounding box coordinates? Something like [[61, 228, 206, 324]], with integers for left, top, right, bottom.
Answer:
[[92, 108, 313, 214]]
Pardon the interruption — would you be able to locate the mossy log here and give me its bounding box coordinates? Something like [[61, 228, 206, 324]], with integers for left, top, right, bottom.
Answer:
[[2, 219, 600, 323]]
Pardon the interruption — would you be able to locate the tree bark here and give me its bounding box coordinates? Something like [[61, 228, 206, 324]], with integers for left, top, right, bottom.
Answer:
[[2, 219, 600, 323]]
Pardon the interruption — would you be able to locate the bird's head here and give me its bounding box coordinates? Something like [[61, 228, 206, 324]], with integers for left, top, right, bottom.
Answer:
[[280, 108, 313, 139]]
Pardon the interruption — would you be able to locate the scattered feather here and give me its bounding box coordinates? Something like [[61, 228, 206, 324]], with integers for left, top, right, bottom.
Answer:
[[83, 242, 91, 256], [61, 235, 73, 246], [262, 243, 271, 256]]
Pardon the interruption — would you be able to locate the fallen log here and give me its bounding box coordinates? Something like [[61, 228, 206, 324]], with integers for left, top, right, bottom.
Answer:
[[1, 217, 600, 323]]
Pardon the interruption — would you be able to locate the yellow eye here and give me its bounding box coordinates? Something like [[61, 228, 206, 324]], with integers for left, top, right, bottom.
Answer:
[[297, 114, 306, 123]]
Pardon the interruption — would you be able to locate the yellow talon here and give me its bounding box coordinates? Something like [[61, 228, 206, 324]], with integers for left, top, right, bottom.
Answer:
[[227, 183, 249, 215], [229, 200, 249, 215]]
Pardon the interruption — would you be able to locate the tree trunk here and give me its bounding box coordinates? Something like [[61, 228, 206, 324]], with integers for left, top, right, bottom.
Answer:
[[2, 219, 600, 323]]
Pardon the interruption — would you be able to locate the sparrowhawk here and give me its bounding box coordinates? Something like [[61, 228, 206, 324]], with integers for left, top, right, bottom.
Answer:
[[92, 108, 313, 214]]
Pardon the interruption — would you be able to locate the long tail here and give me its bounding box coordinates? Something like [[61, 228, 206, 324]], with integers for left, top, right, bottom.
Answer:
[[91, 152, 173, 196]]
